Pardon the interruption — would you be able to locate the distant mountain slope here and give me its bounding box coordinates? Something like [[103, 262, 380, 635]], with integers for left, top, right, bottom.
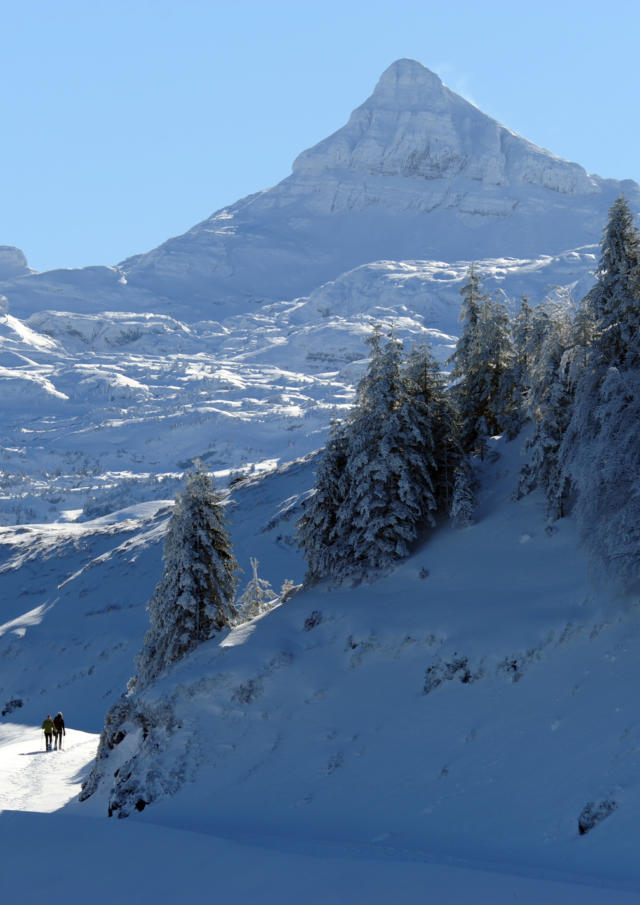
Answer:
[[0, 251, 596, 523], [116, 59, 639, 307], [2, 59, 638, 318]]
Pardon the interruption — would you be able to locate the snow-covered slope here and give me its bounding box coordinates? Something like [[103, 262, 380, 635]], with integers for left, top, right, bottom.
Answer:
[[3, 440, 640, 901], [2, 58, 640, 903], [0, 250, 597, 524], [77, 438, 640, 893]]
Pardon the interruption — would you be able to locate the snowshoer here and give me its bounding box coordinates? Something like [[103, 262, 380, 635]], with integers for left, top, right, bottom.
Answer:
[[42, 715, 54, 751], [53, 712, 65, 750]]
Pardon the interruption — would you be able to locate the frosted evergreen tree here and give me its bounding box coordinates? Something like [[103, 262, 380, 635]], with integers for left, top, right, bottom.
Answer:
[[235, 557, 276, 622], [134, 467, 238, 687], [448, 267, 487, 455], [334, 328, 418, 577], [511, 200, 640, 586], [450, 269, 515, 455], [589, 195, 640, 367], [450, 264, 486, 380], [296, 418, 350, 583], [449, 458, 476, 527], [479, 295, 517, 435], [565, 364, 640, 587], [402, 342, 461, 511], [516, 304, 573, 514], [299, 329, 461, 583], [506, 296, 534, 437]]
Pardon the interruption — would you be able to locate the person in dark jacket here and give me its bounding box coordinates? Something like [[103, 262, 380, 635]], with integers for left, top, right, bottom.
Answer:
[[53, 712, 65, 750], [42, 715, 54, 751]]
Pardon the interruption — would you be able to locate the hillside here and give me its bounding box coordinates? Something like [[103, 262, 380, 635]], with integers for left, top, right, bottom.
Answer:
[[2, 439, 639, 903], [1, 57, 640, 903]]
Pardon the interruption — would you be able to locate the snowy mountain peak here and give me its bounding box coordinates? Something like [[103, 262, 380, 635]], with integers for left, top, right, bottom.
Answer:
[[3, 60, 638, 314], [369, 58, 447, 110], [293, 58, 595, 196]]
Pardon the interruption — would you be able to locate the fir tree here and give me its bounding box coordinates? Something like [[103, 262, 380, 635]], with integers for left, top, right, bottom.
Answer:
[[334, 328, 416, 577], [589, 195, 640, 367], [516, 303, 573, 515], [298, 329, 461, 583], [134, 467, 238, 687], [451, 264, 485, 380], [235, 557, 276, 622], [525, 198, 640, 588], [449, 269, 515, 455], [296, 418, 350, 583], [449, 458, 476, 527], [506, 296, 534, 437], [402, 342, 460, 511]]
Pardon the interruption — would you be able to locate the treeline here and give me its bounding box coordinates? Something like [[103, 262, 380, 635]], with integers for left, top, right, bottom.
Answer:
[[518, 196, 640, 588], [296, 329, 472, 583], [298, 196, 640, 590]]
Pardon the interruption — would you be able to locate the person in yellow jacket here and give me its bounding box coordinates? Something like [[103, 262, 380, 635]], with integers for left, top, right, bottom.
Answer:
[[42, 715, 54, 751]]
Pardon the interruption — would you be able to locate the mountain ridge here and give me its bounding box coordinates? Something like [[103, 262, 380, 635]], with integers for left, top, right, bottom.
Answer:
[[2, 59, 639, 315]]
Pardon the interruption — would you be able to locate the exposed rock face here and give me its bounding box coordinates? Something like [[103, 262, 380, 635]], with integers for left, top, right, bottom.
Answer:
[[292, 59, 596, 197]]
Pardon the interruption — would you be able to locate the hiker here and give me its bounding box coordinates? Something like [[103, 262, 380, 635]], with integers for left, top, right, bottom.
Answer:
[[42, 714, 54, 751], [53, 712, 65, 750]]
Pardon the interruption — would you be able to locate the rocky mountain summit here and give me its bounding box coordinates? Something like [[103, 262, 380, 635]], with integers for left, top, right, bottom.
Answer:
[[115, 59, 639, 307], [293, 58, 595, 193]]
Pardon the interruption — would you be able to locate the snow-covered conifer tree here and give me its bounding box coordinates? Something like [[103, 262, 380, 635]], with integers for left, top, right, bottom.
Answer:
[[516, 303, 573, 514], [450, 264, 485, 380], [589, 195, 640, 367], [299, 329, 461, 583], [402, 342, 460, 511], [516, 199, 640, 586], [449, 458, 476, 527], [450, 269, 515, 455], [298, 329, 465, 583], [134, 467, 238, 687], [334, 328, 415, 577], [235, 557, 276, 622], [296, 418, 350, 583], [506, 296, 534, 438]]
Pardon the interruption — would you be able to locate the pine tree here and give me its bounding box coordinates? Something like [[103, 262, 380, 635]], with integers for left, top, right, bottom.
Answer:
[[536, 198, 640, 588], [449, 269, 515, 455], [506, 296, 534, 437], [449, 458, 476, 527], [134, 467, 238, 686], [235, 557, 276, 622], [298, 330, 461, 583], [451, 264, 485, 380], [402, 342, 461, 511], [296, 418, 350, 583], [334, 328, 415, 577], [589, 195, 640, 367], [517, 303, 573, 514]]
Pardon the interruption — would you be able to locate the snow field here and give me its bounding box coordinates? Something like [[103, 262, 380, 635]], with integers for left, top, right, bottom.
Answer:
[[0, 724, 98, 813]]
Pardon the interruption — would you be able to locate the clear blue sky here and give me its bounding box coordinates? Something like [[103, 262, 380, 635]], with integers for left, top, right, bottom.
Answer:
[[2, 0, 639, 273]]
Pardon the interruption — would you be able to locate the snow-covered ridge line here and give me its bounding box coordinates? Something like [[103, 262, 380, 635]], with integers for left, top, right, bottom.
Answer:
[[0, 250, 597, 524]]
